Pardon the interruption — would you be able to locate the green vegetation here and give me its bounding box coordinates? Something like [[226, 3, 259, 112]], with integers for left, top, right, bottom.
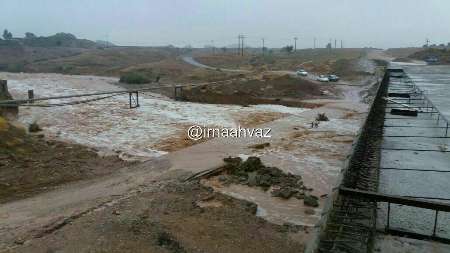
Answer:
[[282, 45, 294, 53], [2, 29, 12, 40], [119, 71, 152, 84], [28, 122, 42, 133], [0, 116, 27, 155], [22, 32, 97, 48], [4, 62, 26, 73]]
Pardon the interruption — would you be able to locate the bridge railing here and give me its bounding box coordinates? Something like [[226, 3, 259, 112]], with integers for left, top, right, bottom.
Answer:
[[339, 187, 450, 243], [392, 75, 450, 136]]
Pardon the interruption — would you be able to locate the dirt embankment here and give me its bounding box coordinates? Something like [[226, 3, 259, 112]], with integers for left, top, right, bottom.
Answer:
[[0, 45, 245, 84], [180, 75, 336, 107], [384, 47, 423, 59], [194, 49, 367, 71], [0, 117, 130, 203], [12, 180, 305, 253]]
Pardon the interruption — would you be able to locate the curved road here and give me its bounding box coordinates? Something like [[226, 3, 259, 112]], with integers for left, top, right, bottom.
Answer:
[[181, 56, 251, 73], [181, 55, 324, 81]]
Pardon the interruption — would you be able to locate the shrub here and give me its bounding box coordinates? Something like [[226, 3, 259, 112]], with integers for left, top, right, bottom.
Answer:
[[316, 113, 329, 121], [6, 63, 25, 73], [28, 121, 42, 132], [119, 72, 151, 84]]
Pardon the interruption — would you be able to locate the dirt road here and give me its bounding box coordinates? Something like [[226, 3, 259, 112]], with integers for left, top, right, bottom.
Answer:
[[181, 56, 251, 73], [0, 156, 172, 250], [182, 55, 324, 81]]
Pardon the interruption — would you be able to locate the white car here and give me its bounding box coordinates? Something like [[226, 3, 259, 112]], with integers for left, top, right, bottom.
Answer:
[[317, 75, 329, 82], [296, 69, 308, 76]]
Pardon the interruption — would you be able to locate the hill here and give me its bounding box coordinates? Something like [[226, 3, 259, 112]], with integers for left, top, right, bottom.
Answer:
[[409, 48, 450, 64], [0, 32, 101, 72], [20, 33, 97, 48]]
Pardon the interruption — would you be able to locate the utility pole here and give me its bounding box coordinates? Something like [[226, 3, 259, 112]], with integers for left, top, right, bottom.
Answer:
[[328, 38, 332, 54], [341, 40, 343, 49], [211, 40, 215, 55], [426, 38, 430, 47], [237, 34, 245, 56], [294, 37, 298, 52], [334, 39, 337, 49], [314, 37, 317, 49], [261, 38, 265, 55], [237, 35, 241, 55], [240, 35, 245, 56]]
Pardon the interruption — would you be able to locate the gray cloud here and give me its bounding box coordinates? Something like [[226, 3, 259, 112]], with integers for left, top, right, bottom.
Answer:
[[1, 0, 449, 48]]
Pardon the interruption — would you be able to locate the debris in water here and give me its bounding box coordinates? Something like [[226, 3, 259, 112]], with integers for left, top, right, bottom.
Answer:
[[303, 194, 319, 207], [316, 113, 329, 121], [248, 142, 271, 150], [220, 156, 315, 202], [28, 121, 42, 132], [438, 144, 448, 152]]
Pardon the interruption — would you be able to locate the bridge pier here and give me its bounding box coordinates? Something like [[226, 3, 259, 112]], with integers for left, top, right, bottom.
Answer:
[[174, 85, 183, 101]]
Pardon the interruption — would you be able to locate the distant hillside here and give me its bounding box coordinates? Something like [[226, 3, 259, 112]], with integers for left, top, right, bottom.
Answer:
[[0, 32, 102, 72], [385, 48, 423, 59], [409, 48, 450, 64], [20, 33, 97, 48]]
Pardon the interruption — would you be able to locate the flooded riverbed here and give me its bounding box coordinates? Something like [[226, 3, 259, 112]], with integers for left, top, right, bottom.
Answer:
[[1, 72, 310, 160]]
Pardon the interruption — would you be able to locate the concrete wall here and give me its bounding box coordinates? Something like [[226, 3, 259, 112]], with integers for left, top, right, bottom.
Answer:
[[307, 70, 388, 253]]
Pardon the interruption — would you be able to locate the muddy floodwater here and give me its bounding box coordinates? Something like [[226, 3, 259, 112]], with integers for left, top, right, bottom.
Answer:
[[1, 72, 367, 231], [1, 72, 310, 160]]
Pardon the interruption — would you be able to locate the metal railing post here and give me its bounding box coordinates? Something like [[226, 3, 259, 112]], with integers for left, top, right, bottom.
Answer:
[[135, 91, 139, 107], [386, 202, 391, 231], [129, 92, 132, 108], [433, 210, 439, 237], [28, 90, 34, 104]]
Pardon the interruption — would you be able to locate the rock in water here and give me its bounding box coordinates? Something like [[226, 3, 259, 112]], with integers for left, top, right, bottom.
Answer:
[[271, 187, 297, 199], [247, 172, 258, 187], [304, 194, 319, 207], [239, 156, 263, 172]]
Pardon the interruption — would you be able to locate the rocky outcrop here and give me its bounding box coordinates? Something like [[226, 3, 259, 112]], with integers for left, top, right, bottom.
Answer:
[[220, 156, 319, 204]]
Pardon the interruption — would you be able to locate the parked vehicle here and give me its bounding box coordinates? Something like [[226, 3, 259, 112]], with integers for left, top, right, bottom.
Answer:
[[296, 69, 308, 76], [327, 74, 340, 82], [317, 75, 329, 82], [425, 56, 439, 65]]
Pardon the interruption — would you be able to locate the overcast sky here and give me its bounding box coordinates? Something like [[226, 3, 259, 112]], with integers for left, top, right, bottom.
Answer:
[[1, 0, 449, 48]]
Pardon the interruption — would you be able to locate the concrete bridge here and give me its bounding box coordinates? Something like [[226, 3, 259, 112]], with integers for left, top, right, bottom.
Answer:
[[312, 66, 450, 253]]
